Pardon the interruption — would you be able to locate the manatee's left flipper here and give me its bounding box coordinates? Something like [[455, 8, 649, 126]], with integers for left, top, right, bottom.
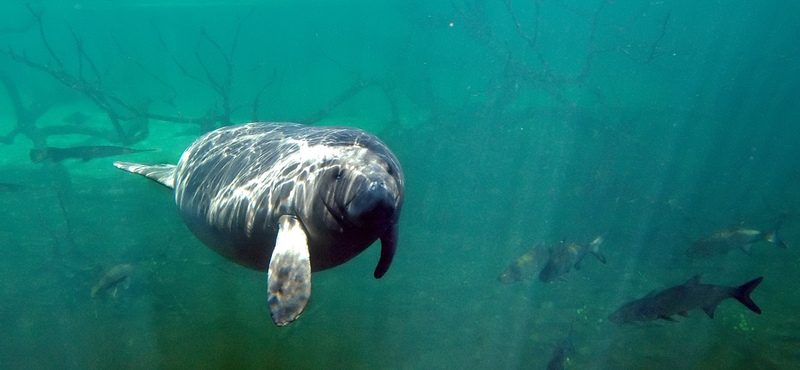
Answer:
[[268, 215, 312, 326]]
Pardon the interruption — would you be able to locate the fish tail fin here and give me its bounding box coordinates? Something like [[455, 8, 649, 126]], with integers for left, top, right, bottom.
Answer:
[[589, 233, 607, 264], [114, 161, 176, 189], [732, 277, 763, 315], [763, 220, 788, 249], [91, 284, 100, 299], [763, 232, 787, 248], [29, 148, 49, 163]]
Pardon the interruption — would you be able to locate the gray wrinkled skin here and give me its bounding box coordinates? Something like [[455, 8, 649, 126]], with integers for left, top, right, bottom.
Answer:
[[114, 122, 404, 325], [173, 122, 404, 276]]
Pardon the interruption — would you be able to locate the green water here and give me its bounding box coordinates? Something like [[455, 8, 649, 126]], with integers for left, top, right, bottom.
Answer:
[[1, 1, 798, 369]]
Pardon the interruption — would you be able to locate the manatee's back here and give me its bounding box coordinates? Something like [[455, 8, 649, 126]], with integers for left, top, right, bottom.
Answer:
[[173, 123, 303, 270]]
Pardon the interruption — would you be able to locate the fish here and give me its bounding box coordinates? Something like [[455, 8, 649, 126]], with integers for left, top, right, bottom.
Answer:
[[608, 275, 763, 324], [61, 111, 91, 125], [497, 242, 550, 283], [91, 264, 135, 298], [0, 183, 27, 192], [545, 324, 575, 370], [686, 223, 788, 257], [538, 234, 607, 283], [29, 146, 156, 163]]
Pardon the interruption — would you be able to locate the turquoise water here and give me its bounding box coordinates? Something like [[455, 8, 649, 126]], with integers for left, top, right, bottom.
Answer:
[[1, 1, 798, 369]]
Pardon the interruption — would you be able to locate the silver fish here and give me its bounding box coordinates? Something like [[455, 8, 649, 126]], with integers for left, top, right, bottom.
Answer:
[[686, 225, 787, 258], [91, 264, 135, 298], [497, 242, 550, 283], [539, 234, 607, 283], [609, 275, 762, 324]]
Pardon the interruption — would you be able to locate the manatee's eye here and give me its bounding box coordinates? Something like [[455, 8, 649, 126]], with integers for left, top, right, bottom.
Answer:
[[381, 162, 393, 175], [332, 168, 344, 180]]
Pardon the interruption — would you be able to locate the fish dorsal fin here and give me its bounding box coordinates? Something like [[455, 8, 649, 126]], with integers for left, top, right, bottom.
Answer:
[[114, 162, 176, 189], [267, 215, 312, 326]]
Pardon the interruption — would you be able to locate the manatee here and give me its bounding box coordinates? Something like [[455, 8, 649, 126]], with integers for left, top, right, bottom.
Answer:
[[114, 122, 404, 325]]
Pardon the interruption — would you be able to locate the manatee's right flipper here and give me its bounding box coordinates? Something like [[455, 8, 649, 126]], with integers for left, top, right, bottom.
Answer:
[[268, 215, 312, 326], [374, 224, 398, 278], [113, 162, 176, 189]]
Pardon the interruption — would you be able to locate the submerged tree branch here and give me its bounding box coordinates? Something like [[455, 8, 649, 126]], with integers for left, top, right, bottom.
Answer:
[[3, 5, 402, 151], [454, 0, 673, 117]]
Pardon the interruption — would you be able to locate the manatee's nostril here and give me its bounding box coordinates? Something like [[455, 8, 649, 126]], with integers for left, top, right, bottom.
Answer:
[[346, 181, 395, 227], [369, 181, 385, 192]]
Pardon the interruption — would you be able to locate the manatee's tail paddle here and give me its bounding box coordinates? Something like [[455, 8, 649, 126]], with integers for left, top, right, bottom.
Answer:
[[114, 161, 176, 189]]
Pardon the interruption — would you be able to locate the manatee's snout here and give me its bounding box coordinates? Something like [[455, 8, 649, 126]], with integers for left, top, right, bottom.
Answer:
[[346, 179, 396, 228]]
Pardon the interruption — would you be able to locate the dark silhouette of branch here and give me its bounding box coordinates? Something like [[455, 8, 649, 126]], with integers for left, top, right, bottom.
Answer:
[[67, 25, 105, 88], [378, 80, 401, 129], [0, 8, 36, 36], [648, 11, 672, 62], [111, 34, 179, 104], [251, 67, 278, 122], [0, 72, 117, 147], [295, 77, 401, 131], [298, 79, 378, 124], [25, 4, 62, 69], [0, 72, 50, 146], [151, 12, 255, 129], [4, 6, 146, 146], [4, 5, 398, 150], [2, 6, 262, 145], [152, 20, 211, 89], [503, 0, 544, 65], [454, 0, 672, 117], [0, 72, 113, 147]]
